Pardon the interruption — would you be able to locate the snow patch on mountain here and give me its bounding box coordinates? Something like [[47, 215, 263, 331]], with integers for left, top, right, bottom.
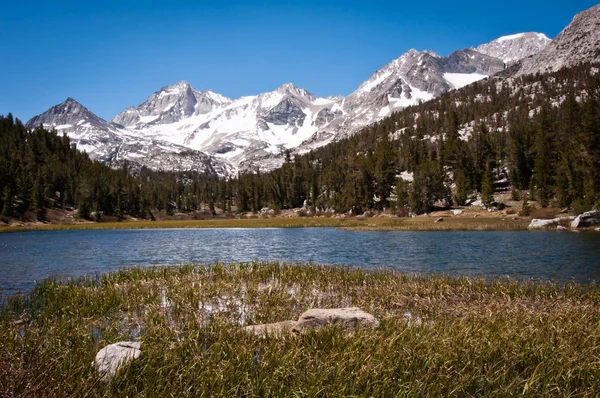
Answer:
[[443, 73, 488, 89]]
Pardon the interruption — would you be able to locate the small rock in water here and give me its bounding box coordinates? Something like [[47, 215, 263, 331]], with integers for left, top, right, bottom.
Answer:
[[557, 225, 568, 231], [94, 341, 142, 381], [292, 307, 379, 334]]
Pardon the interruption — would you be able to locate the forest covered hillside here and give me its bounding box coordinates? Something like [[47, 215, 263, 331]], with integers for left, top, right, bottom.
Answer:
[[1, 61, 599, 222]]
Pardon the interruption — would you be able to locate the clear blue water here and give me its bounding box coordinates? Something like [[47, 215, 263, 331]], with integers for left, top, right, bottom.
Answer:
[[1, 228, 599, 295]]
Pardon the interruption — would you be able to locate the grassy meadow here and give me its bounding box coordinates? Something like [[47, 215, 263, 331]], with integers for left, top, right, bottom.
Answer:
[[1, 262, 599, 396]]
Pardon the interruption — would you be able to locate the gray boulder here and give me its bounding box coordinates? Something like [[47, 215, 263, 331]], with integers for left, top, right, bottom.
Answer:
[[571, 210, 599, 229], [94, 341, 142, 381], [291, 307, 379, 334]]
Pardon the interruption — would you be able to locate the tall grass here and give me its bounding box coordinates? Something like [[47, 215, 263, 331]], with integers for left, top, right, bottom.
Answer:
[[1, 262, 599, 396]]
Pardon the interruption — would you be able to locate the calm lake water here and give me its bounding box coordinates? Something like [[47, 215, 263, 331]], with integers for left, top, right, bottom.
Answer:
[[1, 228, 600, 295]]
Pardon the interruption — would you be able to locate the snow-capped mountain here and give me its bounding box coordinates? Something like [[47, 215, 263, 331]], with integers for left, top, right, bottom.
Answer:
[[475, 32, 551, 64], [113, 80, 231, 127], [123, 47, 508, 172], [326, 48, 505, 133], [26, 98, 126, 160], [515, 4, 600, 77], [27, 28, 555, 175], [25, 98, 233, 176], [116, 81, 341, 171]]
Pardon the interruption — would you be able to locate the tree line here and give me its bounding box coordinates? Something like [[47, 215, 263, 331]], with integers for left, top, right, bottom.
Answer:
[[1, 62, 599, 221]]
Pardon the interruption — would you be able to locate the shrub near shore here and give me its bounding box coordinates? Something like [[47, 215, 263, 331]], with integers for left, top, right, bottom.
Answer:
[[1, 263, 600, 396]]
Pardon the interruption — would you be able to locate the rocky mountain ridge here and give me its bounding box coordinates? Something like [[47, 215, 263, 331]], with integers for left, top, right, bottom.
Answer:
[[26, 29, 557, 175], [514, 5, 600, 77], [474, 32, 551, 64], [25, 98, 233, 176]]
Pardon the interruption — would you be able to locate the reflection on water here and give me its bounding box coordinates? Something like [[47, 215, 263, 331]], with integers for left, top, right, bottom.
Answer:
[[1, 228, 600, 295]]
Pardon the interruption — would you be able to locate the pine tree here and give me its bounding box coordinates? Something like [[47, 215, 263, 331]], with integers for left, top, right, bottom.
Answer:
[[32, 169, 47, 221], [534, 118, 553, 207], [453, 168, 468, 206], [394, 179, 409, 211], [374, 130, 396, 210], [481, 164, 494, 205], [2, 186, 12, 217]]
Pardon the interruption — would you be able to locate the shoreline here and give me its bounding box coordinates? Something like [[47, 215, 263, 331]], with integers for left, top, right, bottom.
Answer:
[[0, 215, 531, 233]]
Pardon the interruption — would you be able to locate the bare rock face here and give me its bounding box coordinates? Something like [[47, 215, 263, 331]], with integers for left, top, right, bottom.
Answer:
[[515, 4, 600, 77], [93, 341, 142, 381], [291, 307, 379, 334], [263, 97, 306, 126], [243, 320, 296, 337]]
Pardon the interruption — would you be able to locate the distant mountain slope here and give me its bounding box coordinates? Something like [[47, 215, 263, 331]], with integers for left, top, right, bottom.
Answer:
[[475, 32, 551, 64]]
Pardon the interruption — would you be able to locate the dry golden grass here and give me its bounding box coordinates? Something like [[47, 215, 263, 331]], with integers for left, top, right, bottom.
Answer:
[[0, 215, 530, 233]]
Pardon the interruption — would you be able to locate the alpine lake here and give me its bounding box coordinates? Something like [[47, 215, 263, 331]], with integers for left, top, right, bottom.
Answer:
[[2, 227, 600, 296]]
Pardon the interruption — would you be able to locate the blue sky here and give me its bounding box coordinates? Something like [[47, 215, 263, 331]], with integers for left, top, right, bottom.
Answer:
[[1, 1, 597, 122]]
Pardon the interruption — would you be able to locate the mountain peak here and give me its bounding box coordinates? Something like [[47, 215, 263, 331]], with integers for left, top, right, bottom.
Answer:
[[173, 80, 191, 88], [159, 80, 194, 94], [276, 82, 301, 93], [275, 82, 314, 99], [25, 97, 109, 133], [59, 97, 87, 109]]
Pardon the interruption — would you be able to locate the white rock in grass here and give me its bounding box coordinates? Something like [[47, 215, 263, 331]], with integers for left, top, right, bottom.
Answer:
[[451, 209, 464, 216], [94, 341, 142, 381], [291, 307, 379, 334]]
